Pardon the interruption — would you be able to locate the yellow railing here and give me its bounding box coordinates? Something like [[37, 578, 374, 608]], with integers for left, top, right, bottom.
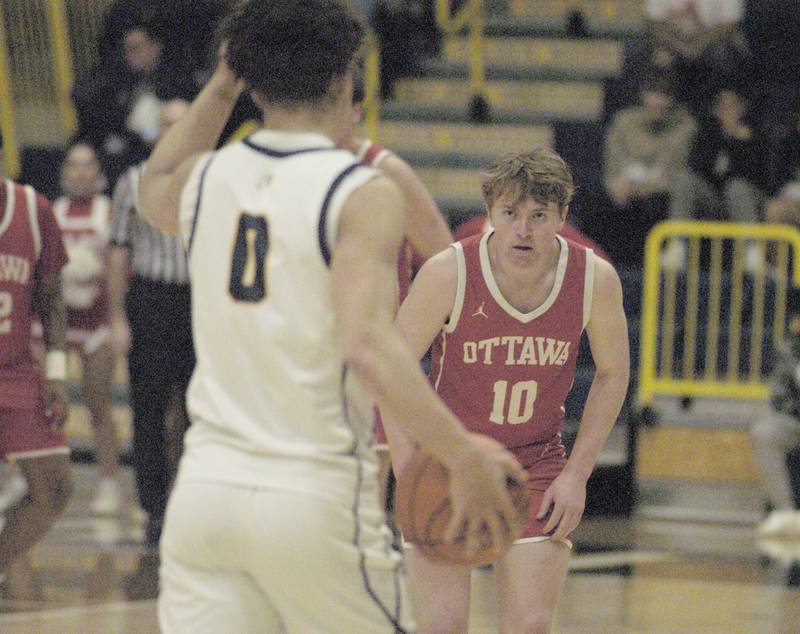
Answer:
[[362, 29, 381, 142], [45, 0, 77, 138], [0, 3, 21, 177], [639, 221, 800, 405], [436, 0, 486, 99]]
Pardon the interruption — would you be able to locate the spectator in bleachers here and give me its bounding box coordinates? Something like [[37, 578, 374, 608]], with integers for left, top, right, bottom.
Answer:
[[51, 142, 121, 516], [72, 19, 199, 187], [601, 72, 695, 268], [645, 0, 751, 116], [372, 0, 441, 98], [664, 87, 766, 268], [742, 0, 800, 134]]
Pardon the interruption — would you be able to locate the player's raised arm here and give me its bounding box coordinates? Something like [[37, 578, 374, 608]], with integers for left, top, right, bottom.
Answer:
[[332, 176, 526, 552], [539, 257, 630, 540], [378, 153, 453, 262], [138, 46, 244, 235]]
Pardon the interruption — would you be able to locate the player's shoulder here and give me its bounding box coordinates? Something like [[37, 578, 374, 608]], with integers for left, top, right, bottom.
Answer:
[[11, 180, 52, 214], [415, 244, 459, 288]]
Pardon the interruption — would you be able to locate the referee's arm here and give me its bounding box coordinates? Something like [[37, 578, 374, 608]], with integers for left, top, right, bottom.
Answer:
[[107, 169, 134, 356]]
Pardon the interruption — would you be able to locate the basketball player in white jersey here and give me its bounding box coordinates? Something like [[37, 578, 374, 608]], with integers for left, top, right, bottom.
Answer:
[[137, 1, 526, 632]]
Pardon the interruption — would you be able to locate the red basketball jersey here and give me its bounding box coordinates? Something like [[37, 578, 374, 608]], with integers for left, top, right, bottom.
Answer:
[[52, 194, 110, 330], [356, 139, 412, 302], [429, 231, 595, 449], [0, 180, 68, 409]]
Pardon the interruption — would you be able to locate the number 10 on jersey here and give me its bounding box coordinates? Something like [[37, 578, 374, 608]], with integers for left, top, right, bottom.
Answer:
[[489, 379, 538, 425]]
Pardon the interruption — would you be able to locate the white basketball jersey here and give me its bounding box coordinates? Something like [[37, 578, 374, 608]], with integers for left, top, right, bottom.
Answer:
[[177, 130, 381, 495]]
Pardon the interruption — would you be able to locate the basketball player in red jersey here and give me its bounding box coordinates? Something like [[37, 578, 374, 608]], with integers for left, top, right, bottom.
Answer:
[[383, 148, 630, 633], [0, 152, 73, 581], [53, 143, 120, 515]]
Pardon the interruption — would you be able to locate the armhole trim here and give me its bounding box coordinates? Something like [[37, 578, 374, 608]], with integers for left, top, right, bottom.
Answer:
[[443, 243, 466, 333], [24, 185, 41, 258], [582, 248, 596, 330]]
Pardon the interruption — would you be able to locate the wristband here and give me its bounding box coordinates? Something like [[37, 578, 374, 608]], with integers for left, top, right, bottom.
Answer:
[[46, 350, 67, 381]]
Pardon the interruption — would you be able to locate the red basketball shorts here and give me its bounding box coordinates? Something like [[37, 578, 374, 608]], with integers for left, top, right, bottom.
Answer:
[[512, 437, 572, 544], [0, 406, 70, 461]]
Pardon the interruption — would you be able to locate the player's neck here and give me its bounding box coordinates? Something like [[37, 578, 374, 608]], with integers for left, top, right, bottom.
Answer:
[[264, 106, 343, 145]]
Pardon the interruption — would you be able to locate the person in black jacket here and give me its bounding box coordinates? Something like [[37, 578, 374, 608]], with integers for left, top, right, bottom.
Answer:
[[663, 87, 765, 269], [670, 87, 765, 222]]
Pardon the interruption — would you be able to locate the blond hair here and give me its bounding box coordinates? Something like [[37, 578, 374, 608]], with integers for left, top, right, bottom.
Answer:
[[480, 148, 574, 212]]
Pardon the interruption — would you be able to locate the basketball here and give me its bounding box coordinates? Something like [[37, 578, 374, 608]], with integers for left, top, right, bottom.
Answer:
[[394, 436, 529, 568]]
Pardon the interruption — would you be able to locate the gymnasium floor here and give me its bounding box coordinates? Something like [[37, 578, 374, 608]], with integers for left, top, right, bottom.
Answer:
[[0, 462, 798, 633]]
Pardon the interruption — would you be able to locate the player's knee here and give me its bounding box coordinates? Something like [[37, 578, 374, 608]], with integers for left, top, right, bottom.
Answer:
[[419, 609, 469, 634], [519, 611, 554, 634]]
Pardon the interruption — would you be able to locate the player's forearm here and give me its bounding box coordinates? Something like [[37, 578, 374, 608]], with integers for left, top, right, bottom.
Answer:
[[145, 70, 241, 181], [38, 275, 67, 352], [343, 324, 471, 466], [106, 246, 130, 321], [563, 369, 629, 482]]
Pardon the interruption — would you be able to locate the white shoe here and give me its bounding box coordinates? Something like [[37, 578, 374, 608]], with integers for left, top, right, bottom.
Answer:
[[757, 510, 800, 538], [90, 478, 122, 516], [0, 469, 28, 513], [757, 537, 800, 565], [661, 238, 687, 272]]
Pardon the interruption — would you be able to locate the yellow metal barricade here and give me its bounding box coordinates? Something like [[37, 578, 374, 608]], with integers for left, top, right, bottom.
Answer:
[[639, 221, 800, 406]]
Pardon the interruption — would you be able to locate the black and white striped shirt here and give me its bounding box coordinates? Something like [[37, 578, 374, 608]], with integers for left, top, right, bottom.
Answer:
[[109, 162, 189, 283]]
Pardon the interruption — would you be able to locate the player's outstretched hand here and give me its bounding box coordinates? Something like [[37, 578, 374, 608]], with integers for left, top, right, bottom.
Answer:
[[444, 433, 527, 557]]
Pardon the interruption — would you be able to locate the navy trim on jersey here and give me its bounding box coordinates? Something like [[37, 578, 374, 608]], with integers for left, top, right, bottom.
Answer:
[[340, 365, 409, 634], [187, 154, 216, 255], [318, 163, 364, 267], [242, 138, 337, 158]]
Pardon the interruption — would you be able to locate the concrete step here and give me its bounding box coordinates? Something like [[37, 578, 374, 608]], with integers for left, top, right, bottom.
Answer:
[[437, 36, 623, 79], [376, 120, 553, 163], [392, 78, 605, 122], [416, 167, 483, 206], [506, 0, 645, 37]]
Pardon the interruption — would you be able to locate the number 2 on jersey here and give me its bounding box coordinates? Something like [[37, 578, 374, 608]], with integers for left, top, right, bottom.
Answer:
[[229, 214, 269, 302], [489, 379, 538, 425], [0, 291, 11, 334]]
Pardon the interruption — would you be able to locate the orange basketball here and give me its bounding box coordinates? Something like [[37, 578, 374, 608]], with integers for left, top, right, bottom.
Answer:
[[394, 436, 529, 568]]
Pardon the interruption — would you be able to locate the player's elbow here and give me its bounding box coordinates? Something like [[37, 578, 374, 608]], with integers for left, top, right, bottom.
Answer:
[[137, 179, 180, 236], [340, 324, 391, 393]]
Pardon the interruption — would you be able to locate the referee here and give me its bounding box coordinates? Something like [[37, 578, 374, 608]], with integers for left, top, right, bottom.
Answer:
[[107, 99, 194, 545]]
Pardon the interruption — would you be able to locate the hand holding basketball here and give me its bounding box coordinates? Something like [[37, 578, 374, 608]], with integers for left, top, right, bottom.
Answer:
[[395, 433, 529, 567]]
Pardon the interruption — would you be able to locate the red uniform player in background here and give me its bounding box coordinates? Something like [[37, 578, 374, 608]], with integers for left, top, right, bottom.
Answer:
[[0, 153, 73, 586], [52, 142, 120, 515]]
